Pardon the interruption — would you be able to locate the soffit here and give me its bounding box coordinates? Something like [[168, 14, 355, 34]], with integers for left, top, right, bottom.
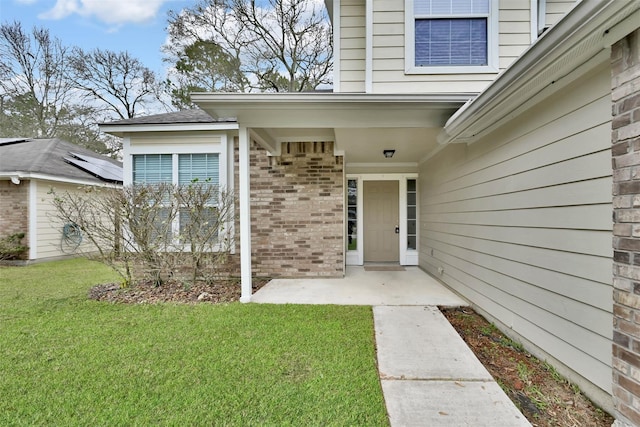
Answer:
[[193, 93, 469, 129]]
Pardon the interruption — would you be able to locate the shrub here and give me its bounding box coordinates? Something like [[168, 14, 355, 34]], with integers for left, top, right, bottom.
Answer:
[[50, 183, 235, 287], [0, 232, 29, 260]]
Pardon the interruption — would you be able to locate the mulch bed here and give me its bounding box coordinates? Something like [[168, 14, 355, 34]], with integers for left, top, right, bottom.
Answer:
[[441, 306, 614, 427], [88, 278, 269, 304]]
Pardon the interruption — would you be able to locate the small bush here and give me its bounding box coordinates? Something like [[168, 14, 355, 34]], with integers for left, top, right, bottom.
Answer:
[[0, 232, 29, 260]]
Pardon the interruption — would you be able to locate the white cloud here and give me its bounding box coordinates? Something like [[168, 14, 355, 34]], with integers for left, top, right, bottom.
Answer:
[[38, 0, 174, 25]]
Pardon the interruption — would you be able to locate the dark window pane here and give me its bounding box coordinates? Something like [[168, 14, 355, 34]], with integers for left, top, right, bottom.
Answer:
[[408, 236, 417, 250]]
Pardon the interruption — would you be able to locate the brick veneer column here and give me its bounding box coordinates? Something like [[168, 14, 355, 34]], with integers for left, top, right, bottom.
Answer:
[[250, 141, 344, 278], [612, 29, 640, 427]]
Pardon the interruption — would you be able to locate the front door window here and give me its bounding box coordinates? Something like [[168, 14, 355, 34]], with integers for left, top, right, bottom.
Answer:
[[347, 179, 358, 251], [407, 179, 417, 250]]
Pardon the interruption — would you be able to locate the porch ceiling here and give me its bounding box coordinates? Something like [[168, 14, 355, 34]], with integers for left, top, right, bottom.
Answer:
[[193, 92, 469, 164], [260, 127, 441, 165]]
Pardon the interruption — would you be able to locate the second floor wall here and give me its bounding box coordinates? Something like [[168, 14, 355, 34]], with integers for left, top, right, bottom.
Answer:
[[332, 0, 578, 94]]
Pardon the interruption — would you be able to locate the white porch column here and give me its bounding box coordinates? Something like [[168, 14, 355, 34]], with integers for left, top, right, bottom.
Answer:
[[238, 126, 252, 303]]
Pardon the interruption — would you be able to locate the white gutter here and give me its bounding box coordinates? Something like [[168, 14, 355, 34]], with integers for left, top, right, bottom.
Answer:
[[0, 172, 122, 187], [438, 0, 640, 145], [192, 92, 473, 108]]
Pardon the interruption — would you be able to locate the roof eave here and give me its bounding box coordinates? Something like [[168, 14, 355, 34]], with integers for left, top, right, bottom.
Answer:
[[100, 121, 240, 137], [192, 93, 475, 129], [439, 0, 640, 145]]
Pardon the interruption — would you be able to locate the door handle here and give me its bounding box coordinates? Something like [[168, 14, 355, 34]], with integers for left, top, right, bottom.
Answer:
[[395, 226, 399, 234]]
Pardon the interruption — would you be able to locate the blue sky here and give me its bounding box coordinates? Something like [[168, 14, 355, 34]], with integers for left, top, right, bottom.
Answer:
[[0, 0, 195, 75]]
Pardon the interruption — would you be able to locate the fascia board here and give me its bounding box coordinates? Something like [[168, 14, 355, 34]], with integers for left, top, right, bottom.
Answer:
[[100, 122, 239, 137], [193, 92, 473, 106], [193, 93, 473, 128], [441, 0, 640, 145]]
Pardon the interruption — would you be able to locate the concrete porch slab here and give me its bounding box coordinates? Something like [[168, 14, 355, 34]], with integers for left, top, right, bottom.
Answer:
[[250, 266, 466, 306]]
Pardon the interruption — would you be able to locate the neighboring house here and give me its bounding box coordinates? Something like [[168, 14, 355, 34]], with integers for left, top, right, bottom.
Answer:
[[101, 0, 640, 424], [0, 138, 123, 262]]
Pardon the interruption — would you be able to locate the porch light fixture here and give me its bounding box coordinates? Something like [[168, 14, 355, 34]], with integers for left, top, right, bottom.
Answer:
[[383, 149, 395, 158]]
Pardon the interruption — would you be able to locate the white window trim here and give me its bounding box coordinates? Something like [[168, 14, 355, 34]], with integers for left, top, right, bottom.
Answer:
[[404, 0, 499, 74], [346, 174, 419, 266], [124, 133, 231, 253]]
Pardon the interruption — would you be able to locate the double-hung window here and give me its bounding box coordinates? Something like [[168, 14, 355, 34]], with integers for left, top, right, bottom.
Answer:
[[406, 0, 497, 74], [177, 153, 220, 242], [132, 153, 222, 247]]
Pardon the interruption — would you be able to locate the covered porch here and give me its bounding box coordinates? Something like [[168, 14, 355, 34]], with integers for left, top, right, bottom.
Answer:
[[192, 92, 471, 302]]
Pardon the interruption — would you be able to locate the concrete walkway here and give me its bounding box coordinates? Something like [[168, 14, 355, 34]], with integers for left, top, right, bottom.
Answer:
[[252, 267, 531, 426], [376, 306, 531, 426]]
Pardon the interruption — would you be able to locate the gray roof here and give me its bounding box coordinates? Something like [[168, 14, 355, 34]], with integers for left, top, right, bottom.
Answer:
[[101, 109, 235, 126], [0, 138, 123, 184]]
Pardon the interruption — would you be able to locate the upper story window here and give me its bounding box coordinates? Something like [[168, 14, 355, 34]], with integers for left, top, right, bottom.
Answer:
[[405, 0, 498, 74]]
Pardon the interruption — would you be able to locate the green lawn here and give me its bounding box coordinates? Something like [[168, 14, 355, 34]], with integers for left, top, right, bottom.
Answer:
[[0, 259, 388, 426]]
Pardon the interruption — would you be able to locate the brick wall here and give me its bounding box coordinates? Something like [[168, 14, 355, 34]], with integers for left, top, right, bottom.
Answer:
[[612, 28, 640, 427], [248, 141, 344, 278], [0, 180, 29, 259]]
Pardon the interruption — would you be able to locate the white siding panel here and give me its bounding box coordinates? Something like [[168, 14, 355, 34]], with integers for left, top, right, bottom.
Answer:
[[424, 204, 611, 230], [340, 81, 366, 92], [499, 9, 530, 21], [341, 27, 365, 38], [341, 61, 365, 71], [419, 67, 612, 395], [426, 149, 611, 206], [35, 181, 99, 259], [499, 33, 531, 45], [426, 230, 612, 289], [545, 0, 578, 28], [430, 243, 611, 341], [427, 223, 612, 258]]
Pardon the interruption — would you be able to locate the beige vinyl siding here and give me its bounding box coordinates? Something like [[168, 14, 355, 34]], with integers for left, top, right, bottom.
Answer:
[[545, 0, 577, 28], [35, 180, 99, 259], [366, 0, 532, 94], [339, 0, 365, 92], [419, 65, 612, 395]]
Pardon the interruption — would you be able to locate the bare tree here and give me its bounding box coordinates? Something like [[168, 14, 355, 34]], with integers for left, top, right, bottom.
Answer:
[[165, 40, 249, 109], [165, 0, 332, 103], [69, 48, 168, 120], [51, 183, 236, 287], [0, 22, 118, 155], [0, 21, 75, 138]]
